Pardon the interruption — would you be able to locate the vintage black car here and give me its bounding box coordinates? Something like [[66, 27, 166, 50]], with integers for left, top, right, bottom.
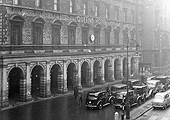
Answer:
[[133, 84, 154, 101], [85, 90, 114, 109], [110, 84, 127, 97], [113, 89, 142, 108]]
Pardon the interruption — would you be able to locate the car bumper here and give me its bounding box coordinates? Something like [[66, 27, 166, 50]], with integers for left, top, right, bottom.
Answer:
[[152, 103, 165, 108], [86, 104, 97, 108]]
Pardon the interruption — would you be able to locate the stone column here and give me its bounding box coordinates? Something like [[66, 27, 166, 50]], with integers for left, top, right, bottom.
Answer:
[[120, 58, 124, 79], [46, 61, 51, 97], [1, 65, 9, 108], [100, 59, 105, 84], [112, 58, 115, 81], [77, 59, 82, 89], [90, 59, 94, 87], [63, 60, 68, 93], [26, 63, 32, 102]]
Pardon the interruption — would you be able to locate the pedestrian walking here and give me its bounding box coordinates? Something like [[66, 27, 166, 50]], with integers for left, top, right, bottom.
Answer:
[[78, 91, 83, 106], [73, 85, 78, 99]]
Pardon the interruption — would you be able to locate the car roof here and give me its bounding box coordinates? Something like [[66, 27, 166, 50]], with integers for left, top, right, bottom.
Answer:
[[128, 79, 139, 82], [112, 84, 127, 88], [155, 92, 169, 97], [133, 85, 147, 88], [147, 79, 160, 83], [156, 75, 168, 79]]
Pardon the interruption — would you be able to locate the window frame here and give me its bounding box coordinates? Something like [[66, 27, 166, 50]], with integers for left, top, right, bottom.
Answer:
[[54, 0, 60, 11], [83, 1, 88, 15], [70, 0, 75, 13], [68, 26, 76, 45], [52, 25, 61, 45], [115, 6, 119, 20], [35, 0, 41, 8], [105, 27, 111, 45], [94, 2, 99, 17], [82, 27, 89, 45], [123, 8, 128, 21]]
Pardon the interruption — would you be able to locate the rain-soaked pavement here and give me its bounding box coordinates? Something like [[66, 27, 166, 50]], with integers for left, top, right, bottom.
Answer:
[[0, 93, 123, 120]]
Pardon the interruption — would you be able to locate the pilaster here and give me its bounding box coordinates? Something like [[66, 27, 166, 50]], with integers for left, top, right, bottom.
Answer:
[[26, 63, 32, 102]]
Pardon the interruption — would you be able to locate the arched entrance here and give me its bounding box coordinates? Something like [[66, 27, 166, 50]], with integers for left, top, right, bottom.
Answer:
[[81, 62, 90, 87], [104, 59, 112, 82], [123, 58, 127, 78], [93, 60, 101, 84], [50, 64, 61, 95], [67, 63, 77, 91], [114, 59, 120, 80], [131, 57, 136, 76], [31, 65, 44, 99], [8, 67, 24, 104]]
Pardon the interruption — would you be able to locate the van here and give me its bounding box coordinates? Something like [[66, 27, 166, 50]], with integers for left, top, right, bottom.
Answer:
[[152, 92, 170, 109]]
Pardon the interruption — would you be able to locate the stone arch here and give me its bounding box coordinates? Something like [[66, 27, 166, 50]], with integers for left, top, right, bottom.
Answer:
[[123, 57, 127, 78], [50, 64, 62, 95], [8, 67, 25, 104], [67, 63, 77, 90], [68, 21, 78, 27], [81, 61, 90, 87], [130, 57, 136, 77], [83, 23, 90, 28], [10, 14, 25, 22], [32, 17, 45, 24], [52, 19, 63, 25]]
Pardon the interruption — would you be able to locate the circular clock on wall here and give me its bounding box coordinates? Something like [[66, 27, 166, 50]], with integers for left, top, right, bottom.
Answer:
[[90, 34, 95, 42]]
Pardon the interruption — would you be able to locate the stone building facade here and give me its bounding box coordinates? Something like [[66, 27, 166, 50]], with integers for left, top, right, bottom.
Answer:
[[0, 0, 142, 108]]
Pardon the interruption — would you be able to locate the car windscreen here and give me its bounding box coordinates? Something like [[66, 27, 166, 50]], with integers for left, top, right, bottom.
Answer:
[[111, 86, 126, 91], [154, 95, 163, 99], [147, 82, 155, 87], [87, 95, 97, 100], [116, 92, 126, 99]]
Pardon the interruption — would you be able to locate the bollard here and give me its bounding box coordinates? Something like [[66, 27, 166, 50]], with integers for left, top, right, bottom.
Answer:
[[115, 112, 119, 120]]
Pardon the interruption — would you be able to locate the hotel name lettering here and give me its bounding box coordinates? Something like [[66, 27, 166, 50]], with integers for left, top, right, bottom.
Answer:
[[59, 15, 101, 24]]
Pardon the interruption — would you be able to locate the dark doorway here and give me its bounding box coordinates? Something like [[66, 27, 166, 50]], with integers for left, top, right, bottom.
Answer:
[[67, 63, 76, 91], [50, 64, 61, 95], [31, 66, 44, 99], [8, 67, 23, 104]]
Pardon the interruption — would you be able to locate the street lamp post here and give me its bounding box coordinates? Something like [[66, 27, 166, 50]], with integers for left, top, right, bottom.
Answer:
[[125, 38, 139, 119]]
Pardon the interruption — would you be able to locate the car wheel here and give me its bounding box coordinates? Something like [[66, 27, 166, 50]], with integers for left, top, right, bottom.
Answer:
[[110, 99, 114, 105], [98, 103, 103, 110], [164, 104, 167, 109], [138, 99, 142, 106]]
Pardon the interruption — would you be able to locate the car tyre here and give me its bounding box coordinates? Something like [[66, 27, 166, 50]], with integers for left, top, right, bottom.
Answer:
[[138, 99, 142, 106], [110, 99, 114, 105], [98, 103, 103, 110]]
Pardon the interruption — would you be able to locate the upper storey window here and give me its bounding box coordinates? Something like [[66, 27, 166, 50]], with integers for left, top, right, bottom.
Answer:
[[94, 2, 99, 17], [54, 0, 60, 11], [106, 5, 110, 19], [123, 8, 128, 21], [70, 0, 75, 13], [13, 0, 22, 5], [35, 0, 41, 8], [10, 15, 25, 45], [83, 1, 88, 15], [115, 6, 119, 20], [131, 10, 135, 22]]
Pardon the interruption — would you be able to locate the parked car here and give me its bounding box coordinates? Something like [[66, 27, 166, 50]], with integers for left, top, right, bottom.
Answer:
[[146, 80, 162, 95], [124, 79, 140, 89], [154, 76, 170, 91], [133, 84, 154, 101], [113, 89, 142, 108], [110, 84, 127, 97], [85, 90, 114, 109], [152, 92, 170, 109]]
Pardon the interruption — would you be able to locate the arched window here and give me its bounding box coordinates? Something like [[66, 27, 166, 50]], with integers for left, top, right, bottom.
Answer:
[[114, 27, 120, 44], [32, 17, 45, 45], [94, 24, 101, 46], [10, 15, 25, 45], [82, 23, 90, 45], [105, 26, 111, 45], [68, 22, 77, 45], [52, 20, 63, 45], [123, 28, 128, 45]]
